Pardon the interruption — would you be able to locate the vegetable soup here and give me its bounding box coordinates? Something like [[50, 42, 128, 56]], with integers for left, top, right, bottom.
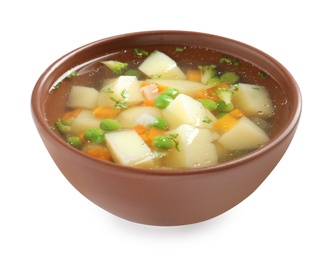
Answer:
[[48, 46, 289, 169]]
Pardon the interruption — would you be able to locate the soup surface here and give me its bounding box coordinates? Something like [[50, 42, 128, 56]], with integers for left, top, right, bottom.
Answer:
[[48, 45, 289, 169]]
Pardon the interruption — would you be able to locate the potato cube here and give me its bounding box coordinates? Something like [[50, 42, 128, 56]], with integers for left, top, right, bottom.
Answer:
[[69, 109, 102, 135], [67, 86, 99, 110], [138, 50, 186, 80], [162, 94, 217, 129], [217, 116, 270, 150], [164, 124, 218, 168], [145, 79, 209, 97], [105, 130, 155, 167], [115, 106, 162, 128], [232, 83, 274, 118], [97, 76, 144, 107]]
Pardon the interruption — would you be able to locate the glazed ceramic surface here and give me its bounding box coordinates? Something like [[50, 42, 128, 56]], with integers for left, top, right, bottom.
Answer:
[[31, 31, 301, 226]]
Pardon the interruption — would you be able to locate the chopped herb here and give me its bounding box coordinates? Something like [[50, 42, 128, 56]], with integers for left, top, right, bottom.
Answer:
[[169, 134, 180, 152], [252, 87, 260, 90], [231, 59, 239, 66], [149, 74, 161, 79], [120, 89, 128, 99], [231, 84, 239, 91], [67, 71, 78, 78], [134, 48, 149, 57], [220, 55, 232, 64], [101, 88, 113, 93], [51, 71, 78, 90], [49, 126, 55, 130], [203, 117, 212, 124], [175, 47, 184, 52], [258, 71, 268, 78], [102, 60, 128, 74], [220, 55, 239, 66], [110, 89, 128, 110], [53, 82, 61, 89]]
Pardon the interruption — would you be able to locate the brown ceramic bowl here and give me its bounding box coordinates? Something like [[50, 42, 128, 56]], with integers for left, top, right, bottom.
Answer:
[[31, 30, 302, 226]]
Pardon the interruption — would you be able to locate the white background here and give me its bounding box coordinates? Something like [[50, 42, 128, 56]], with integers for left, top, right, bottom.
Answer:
[[1, 0, 330, 259]]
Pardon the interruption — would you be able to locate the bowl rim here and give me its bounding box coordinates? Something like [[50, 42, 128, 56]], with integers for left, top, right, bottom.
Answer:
[[31, 30, 302, 176]]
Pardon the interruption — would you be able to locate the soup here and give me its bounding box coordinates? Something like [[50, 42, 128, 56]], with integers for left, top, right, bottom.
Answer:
[[48, 46, 288, 169]]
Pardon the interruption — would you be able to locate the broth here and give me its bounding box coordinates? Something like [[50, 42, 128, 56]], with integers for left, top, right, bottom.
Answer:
[[46, 45, 289, 169]]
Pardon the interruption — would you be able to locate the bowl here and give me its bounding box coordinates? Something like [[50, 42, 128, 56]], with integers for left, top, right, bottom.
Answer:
[[31, 30, 302, 226]]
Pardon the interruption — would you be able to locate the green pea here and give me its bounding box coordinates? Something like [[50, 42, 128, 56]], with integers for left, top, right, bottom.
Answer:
[[154, 95, 173, 109], [161, 88, 179, 98], [197, 99, 218, 111], [217, 101, 234, 112], [152, 117, 168, 129], [67, 136, 83, 149], [100, 118, 121, 131], [219, 72, 240, 85], [84, 127, 105, 143], [152, 135, 173, 150]]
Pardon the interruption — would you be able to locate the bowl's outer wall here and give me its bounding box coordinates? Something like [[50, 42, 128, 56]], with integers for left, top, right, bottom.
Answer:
[[31, 31, 302, 225], [34, 119, 299, 225]]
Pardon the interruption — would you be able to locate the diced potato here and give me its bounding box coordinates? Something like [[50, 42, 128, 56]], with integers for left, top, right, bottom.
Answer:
[[115, 106, 162, 128], [69, 109, 102, 135], [138, 50, 186, 80], [162, 94, 217, 129], [145, 79, 209, 97], [232, 83, 274, 118], [105, 130, 154, 167], [164, 124, 218, 168], [67, 86, 99, 110], [97, 76, 144, 107], [217, 116, 270, 150]]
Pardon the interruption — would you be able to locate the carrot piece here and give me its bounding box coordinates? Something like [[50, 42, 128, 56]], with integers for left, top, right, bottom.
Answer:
[[186, 69, 201, 82], [132, 124, 148, 135], [140, 81, 152, 88], [214, 113, 238, 133], [86, 148, 111, 160], [62, 108, 82, 121], [140, 134, 148, 142], [78, 132, 86, 142], [230, 108, 244, 119], [143, 99, 155, 107], [212, 82, 230, 89], [92, 106, 120, 118], [195, 87, 220, 101], [156, 84, 169, 92], [146, 127, 164, 146]]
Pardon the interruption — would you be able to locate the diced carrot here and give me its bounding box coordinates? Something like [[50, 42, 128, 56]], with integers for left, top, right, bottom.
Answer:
[[61, 108, 82, 121], [195, 87, 220, 101], [92, 106, 120, 118], [146, 127, 164, 146], [186, 69, 201, 82], [230, 108, 244, 119], [86, 147, 111, 160], [156, 84, 169, 93], [78, 132, 86, 142], [132, 124, 148, 135], [140, 134, 148, 142], [214, 113, 238, 133], [140, 81, 152, 88], [213, 82, 230, 89], [143, 99, 155, 107]]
